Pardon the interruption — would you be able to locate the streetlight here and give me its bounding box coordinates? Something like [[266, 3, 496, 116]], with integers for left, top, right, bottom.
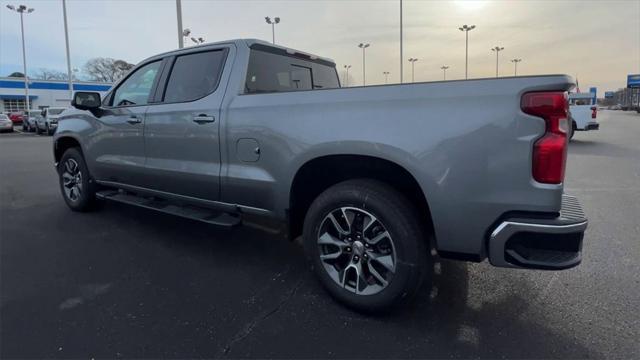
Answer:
[[510, 58, 522, 76], [408, 58, 418, 82], [440, 65, 449, 80], [458, 24, 475, 80], [191, 37, 205, 45], [265, 16, 280, 44], [383, 71, 390, 84], [6, 4, 34, 112], [358, 43, 370, 86], [491, 46, 505, 78], [343, 65, 351, 87], [182, 28, 191, 45]]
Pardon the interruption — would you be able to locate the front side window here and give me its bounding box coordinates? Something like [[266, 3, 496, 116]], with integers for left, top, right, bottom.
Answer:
[[112, 61, 161, 107], [163, 50, 227, 103]]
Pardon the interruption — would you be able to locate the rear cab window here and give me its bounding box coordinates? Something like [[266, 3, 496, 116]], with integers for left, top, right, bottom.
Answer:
[[245, 44, 339, 94]]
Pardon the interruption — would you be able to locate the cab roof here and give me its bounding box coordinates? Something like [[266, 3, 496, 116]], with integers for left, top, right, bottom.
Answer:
[[145, 38, 335, 66]]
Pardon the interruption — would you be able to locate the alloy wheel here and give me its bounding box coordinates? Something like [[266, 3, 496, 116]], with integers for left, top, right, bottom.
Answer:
[[62, 158, 83, 202], [317, 207, 396, 295]]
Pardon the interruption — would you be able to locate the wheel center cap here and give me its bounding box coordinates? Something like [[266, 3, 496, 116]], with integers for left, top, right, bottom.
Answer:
[[353, 240, 365, 255]]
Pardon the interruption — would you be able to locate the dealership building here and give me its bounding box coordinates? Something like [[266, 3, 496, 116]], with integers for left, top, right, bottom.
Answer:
[[0, 77, 112, 114]]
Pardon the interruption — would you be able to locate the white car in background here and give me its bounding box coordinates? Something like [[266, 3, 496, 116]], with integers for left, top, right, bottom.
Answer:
[[36, 107, 67, 135], [568, 93, 599, 140], [0, 114, 13, 132]]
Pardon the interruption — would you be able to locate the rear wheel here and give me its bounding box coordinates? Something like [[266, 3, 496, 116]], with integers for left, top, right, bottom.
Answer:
[[58, 147, 98, 211], [303, 179, 428, 312]]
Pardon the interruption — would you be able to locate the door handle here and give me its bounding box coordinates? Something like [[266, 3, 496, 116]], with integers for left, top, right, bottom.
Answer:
[[127, 116, 142, 124], [193, 114, 215, 124]]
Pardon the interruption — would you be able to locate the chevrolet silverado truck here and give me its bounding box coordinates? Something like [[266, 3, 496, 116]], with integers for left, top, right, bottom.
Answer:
[[53, 39, 587, 312]]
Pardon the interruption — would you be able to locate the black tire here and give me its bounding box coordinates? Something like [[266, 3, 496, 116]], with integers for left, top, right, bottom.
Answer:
[[57, 147, 98, 211], [35, 125, 41, 135], [303, 179, 429, 313], [569, 121, 576, 140], [46, 124, 53, 136]]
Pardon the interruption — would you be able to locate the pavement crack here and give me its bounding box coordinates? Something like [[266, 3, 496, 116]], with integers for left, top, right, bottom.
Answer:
[[220, 277, 304, 357]]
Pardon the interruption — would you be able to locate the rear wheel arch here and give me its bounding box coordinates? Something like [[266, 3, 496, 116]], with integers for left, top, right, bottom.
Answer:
[[288, 154, 435, 245]]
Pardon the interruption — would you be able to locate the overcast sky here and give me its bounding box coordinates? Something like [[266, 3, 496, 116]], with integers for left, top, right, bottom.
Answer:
[[1, 0, 638, 92]]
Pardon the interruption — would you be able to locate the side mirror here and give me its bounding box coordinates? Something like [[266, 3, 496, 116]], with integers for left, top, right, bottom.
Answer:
[[72, 92, 101, 111]]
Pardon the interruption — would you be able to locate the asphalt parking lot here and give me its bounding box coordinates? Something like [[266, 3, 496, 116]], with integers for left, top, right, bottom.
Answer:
[[1, 111, 639, 359]]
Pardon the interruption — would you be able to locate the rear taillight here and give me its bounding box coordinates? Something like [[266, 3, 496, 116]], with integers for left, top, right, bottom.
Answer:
[[521, 92, 568, 184], [591, 106, 597, 119]]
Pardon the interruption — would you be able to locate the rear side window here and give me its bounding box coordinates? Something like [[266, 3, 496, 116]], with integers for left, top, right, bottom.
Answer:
[[164, 50, 227, 103], [245, 49, 339, 94]]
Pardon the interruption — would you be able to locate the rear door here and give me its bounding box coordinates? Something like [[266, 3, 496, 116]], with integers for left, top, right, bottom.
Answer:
[[143, 46, 232, 201]]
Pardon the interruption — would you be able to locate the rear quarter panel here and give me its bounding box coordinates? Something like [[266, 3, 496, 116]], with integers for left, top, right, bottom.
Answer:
[[224, 75, 575, 256]]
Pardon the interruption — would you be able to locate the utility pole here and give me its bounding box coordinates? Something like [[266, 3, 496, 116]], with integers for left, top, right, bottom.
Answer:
[[408, 58, 418, 82], [176, 0, 183, 48], [458, 24, 475, 80], [383, 71, 390, 84], [440, 65, 449, 80], [510, 58, 522, 76], [265, 17, 280, 44], [6, 4, 34, 111], [358, 43, 370, 86], [62, 0, 73, 100], [491, 46, 505, 77]]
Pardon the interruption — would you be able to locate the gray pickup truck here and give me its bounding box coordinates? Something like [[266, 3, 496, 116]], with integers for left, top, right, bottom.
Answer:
[[53, 39, 587, 311]]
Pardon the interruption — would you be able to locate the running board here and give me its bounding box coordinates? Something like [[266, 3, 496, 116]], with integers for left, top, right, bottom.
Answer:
[[96, 190, 241, 228]]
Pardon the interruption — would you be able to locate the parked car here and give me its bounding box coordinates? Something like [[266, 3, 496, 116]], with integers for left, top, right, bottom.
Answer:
[[8, 112, 24, 125], [53, 39, 587, 312], [568, 93, 599, 139], [36, 107, 67, 135], [0, 114, 13, 132], [23, 110, 42, 132]]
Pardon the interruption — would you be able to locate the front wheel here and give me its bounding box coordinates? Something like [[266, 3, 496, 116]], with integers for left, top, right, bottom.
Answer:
[[57, 147, 97, 211], [303, 179, 429, 312]]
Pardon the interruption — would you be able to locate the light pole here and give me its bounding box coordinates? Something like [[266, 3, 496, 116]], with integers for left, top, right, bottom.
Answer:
[[343, 65, 351, 87], [265, 16, 280, 44], [358, 43, 370, 86], [400, 0, 403, 83], [6, 4, 34, 112], [176, 0, 184, 48], [491, 46, 504, 78], [62, 0, 73, 101], [440, 65, 449, 80], [383, 71, 390, 84], [510, 58, 522, 76], [182, 28, 191, 46], [408, 58, 418, 82], [458, 24, 475, 80]]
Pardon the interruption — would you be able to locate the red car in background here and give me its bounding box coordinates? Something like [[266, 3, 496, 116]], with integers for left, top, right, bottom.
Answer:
[[8, 112, 25, 124]]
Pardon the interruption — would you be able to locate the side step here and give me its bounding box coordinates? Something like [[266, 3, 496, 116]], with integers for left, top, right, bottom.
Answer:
[[96, 190, 241, 227]]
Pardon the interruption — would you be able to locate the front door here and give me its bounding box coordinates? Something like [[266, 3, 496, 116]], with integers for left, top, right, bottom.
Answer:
[[143, 47, 231, 201], [88, 60, 162, 186]]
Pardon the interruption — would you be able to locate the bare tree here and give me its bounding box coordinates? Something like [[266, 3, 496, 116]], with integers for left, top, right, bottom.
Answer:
[[32, 68, 68, 80], [83, 57, 134, 82]]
